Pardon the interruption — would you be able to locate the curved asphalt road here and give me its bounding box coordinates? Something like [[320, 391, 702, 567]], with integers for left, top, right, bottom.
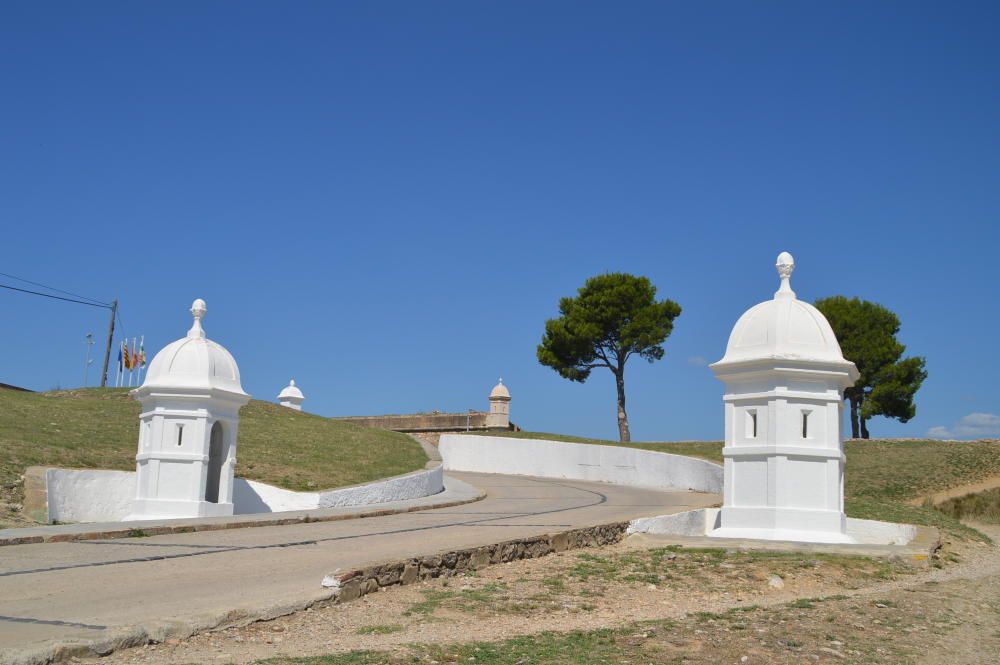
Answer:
[[0, 472, 719, 662]]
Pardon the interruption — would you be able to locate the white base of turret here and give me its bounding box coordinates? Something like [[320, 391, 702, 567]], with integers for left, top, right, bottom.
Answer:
[[126, 499, 234, 521]]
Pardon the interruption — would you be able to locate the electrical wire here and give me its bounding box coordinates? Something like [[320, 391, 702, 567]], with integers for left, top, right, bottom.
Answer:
[[0, 270, 110, 306], [0, 283, 111, 309]]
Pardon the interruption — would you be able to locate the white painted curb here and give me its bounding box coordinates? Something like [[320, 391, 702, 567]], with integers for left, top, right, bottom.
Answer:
[[628, 508, 919, 546]]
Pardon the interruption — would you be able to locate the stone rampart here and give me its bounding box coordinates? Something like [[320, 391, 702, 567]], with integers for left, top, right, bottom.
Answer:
[[334, 411, 518, 433]]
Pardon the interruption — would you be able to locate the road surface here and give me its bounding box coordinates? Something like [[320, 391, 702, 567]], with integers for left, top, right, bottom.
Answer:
[[0, 472, 719, 662]]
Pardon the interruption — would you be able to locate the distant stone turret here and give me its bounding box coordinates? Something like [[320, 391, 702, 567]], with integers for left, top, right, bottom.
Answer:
[[486, 378, 511, 429], [278, 379, 305, 411]]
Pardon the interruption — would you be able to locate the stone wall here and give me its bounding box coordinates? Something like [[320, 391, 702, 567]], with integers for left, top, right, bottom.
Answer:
[[334, 411, 518, 434], [326, 522, 629, 603]]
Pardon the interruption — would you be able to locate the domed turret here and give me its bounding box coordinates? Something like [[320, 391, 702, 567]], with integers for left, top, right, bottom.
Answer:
[[278, 379, 305, 411], [709, 253, 859, 545], [486, 378, 511, 429], [127, 299, 251, 521]]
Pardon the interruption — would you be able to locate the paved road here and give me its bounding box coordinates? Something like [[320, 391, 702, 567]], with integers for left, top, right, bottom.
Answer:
[[0, 472, 718, 662]]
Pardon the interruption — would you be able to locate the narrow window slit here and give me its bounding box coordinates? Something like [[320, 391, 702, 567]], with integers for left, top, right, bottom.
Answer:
[[177, 424, 184, 446]]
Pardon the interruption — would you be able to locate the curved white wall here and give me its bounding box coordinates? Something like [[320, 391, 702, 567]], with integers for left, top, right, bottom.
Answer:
[[43, 465, 444, 524], [233, 466, 444, 513], [439, 434, 722, 494]]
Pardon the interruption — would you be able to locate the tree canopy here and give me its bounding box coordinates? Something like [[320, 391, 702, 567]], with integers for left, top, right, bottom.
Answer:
[[815, 296, 927, 439], [537, 273, 681, 442]]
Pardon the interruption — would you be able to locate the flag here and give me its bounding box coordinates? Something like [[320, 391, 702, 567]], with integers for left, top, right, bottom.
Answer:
[[131, 338, 139, 371], [117, 343, 123, 373], [138, 336, 146, 367]]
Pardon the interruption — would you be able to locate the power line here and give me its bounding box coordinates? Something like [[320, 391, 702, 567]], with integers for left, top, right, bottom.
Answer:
[[116, 308, 129, 336], [0, 270, 110, 306], [0, 283, 112, 309], [0, 275, 121, 387]]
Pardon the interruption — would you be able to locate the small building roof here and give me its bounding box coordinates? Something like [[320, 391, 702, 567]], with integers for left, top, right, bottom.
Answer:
[[713, 253, 855, 368], [140, 299, 248, 396], [489, 378, 510, 399], [278, 379, 304, 401]]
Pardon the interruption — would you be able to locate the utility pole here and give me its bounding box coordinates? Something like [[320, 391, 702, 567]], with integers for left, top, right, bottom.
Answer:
[[83, 333, 95, 387], [100, 298, 118, 387]]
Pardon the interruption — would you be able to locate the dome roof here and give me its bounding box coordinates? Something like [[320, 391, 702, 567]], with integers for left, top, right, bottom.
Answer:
[[489, 378, 510, 399], [140, 299, 248, 396], [278, 379, 304, 401], [714, 253, 854, 367]]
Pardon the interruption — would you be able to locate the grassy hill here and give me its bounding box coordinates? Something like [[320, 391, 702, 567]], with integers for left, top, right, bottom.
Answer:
[[469, 430, 1000, 541], [0, 387, 428, 528]]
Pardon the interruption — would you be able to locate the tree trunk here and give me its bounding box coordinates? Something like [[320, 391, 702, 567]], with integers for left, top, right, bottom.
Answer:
[[848, 394, 860, 439], [857, 392, 871, 439], [615, 370, 630, 443]]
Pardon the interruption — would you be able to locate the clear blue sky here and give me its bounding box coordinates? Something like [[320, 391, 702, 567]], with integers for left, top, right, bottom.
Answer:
[[2, 1, 998, 441]]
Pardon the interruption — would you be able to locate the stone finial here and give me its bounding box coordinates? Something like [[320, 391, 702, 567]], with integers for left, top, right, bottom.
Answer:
[[775, 252, 796, 299], [188, 299, 207, 339]]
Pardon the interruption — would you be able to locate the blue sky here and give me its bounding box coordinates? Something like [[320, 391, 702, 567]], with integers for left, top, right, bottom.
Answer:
[[2, 1, 998, 441]]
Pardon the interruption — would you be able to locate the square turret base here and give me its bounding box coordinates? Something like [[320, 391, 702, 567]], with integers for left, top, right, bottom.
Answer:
[[126, 498, 234, 522]]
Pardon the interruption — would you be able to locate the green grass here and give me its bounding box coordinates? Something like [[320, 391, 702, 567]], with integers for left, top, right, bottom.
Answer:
[[0, 387, 427, 522], [474, 431, 1000, 541], [260, 628, 641, 665], [354, 624, 404, 635], [403, 583, 511, 617]]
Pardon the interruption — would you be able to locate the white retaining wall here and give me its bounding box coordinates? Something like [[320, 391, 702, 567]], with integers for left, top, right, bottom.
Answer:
[[43, 466, 444, 524], [233, 466, 445, 513], [439, 434, 723, 494], [45, 469, 136, 524]]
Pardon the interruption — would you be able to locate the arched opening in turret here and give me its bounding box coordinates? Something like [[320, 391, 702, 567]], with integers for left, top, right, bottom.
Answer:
[[205, 422, 225, 503]]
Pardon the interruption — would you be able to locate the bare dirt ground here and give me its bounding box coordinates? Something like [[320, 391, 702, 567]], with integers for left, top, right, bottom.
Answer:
[[94, 523, 1000, 665], [906, 474, 1000, 506]]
